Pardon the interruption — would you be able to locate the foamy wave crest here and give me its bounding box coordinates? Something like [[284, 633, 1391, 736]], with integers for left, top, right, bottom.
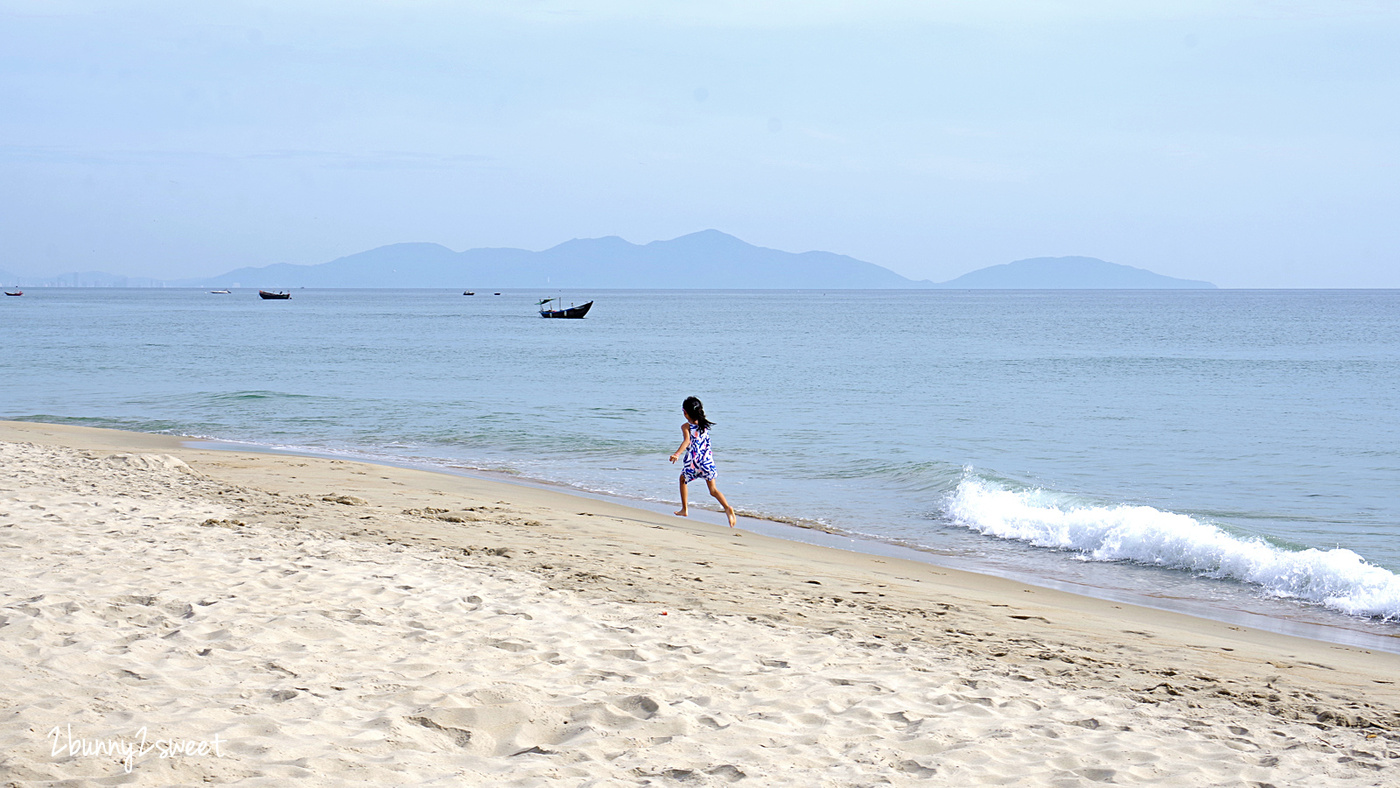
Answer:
[[943, 475, 1400, 620]]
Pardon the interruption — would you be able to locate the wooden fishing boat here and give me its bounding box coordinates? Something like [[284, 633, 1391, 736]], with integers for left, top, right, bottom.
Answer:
[[4, 290, 21, 296], [258, 290, 291, 300], [537, 298, 592, 319]]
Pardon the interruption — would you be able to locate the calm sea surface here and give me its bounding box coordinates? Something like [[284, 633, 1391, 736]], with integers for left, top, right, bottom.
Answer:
[[5, 288, 1399, 645]]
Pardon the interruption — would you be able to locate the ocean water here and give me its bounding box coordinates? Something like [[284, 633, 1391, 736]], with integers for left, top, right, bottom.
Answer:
[[4, 288, 1399, 644]]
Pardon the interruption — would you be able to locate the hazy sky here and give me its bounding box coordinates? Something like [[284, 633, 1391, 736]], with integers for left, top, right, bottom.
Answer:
[[3, 1, 1397, 286]]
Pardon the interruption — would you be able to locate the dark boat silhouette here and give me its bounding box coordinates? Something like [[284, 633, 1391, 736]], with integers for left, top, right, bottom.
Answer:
[[259, 290, 291, 300], [537, 298, 592, 319]]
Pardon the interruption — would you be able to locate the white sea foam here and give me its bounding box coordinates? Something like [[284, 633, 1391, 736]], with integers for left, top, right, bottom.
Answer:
[[943, 475, 1400, 620]]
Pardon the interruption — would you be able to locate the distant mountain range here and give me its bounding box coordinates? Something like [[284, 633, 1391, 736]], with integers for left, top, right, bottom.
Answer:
[[174, 230, 920, 289], [4, 231, 1216, 289]]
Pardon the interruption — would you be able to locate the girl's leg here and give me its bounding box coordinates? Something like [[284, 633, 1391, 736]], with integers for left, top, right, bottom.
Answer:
[[675, 474, 689, 516], [705, 479, 737, 527]]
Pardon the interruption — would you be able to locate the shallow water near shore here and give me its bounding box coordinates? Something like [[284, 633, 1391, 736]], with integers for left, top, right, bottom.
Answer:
[[5, 287, 1399, 643]]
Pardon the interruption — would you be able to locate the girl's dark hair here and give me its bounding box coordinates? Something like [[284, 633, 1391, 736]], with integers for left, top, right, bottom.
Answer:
[[683, 396, 714, 432]]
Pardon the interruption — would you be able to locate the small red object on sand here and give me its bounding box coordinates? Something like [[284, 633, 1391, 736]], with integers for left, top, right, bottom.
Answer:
[[661, 611, 668, 616]]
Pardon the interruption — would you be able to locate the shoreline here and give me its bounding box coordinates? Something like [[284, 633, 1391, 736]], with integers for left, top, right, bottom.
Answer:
[[180, 433, 1400, 656], [4, 419, 1400, 784], [7, 417, 1400, 680]]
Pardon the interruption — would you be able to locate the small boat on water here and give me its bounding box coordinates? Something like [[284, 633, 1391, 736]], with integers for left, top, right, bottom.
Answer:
[[210, 289, 231, 294], [464, 291, 475, 296], [537, 298, 593, 319], [4, 289, 21, 296], [259, 290, 291, 300]]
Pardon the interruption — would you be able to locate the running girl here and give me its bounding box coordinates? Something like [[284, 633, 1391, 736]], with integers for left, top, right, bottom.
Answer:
[[668, 396, 738, 527]]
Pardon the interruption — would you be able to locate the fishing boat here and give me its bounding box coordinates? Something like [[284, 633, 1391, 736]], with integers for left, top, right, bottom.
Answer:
[[464, 291, 475, 296], [258, 290, 291, 300], [537, 298, 593, 319], [210, 289, 231, 294], [4, 289, 21, 296]]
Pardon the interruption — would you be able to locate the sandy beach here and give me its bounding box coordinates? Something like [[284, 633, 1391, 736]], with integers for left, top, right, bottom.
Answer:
[[1, 420, 1397, 786]]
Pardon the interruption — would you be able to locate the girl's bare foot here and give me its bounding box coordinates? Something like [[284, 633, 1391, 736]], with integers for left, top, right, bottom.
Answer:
[[726, 509, 737, 527], [675, 509, 688, 517]]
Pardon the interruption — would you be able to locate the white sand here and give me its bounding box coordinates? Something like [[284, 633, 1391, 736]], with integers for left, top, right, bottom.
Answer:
[[1, 422, 1397, 786]]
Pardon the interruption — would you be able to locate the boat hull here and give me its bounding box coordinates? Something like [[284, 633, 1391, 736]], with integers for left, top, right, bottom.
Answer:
[[539, 301, 593, 319], [258, 290, 291, 300]]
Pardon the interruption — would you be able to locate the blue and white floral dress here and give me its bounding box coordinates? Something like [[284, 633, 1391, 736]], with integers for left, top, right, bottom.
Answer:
[[682, 424, 717, 483]]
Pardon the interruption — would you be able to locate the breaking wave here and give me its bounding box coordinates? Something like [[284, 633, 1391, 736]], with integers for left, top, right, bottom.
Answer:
[[943, 474, 1400, 620]]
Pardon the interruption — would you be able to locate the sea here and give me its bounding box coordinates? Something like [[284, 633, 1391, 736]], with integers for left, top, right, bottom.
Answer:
[[4, 288, 1399, 650]]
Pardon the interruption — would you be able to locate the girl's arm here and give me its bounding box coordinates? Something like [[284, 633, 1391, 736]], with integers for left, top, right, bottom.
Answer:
[[669, 424, 690, 463]]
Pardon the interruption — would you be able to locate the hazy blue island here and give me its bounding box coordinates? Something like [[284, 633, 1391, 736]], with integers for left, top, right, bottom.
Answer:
[[10, 231, 1216, 289], [931, 256, 1216, 289]]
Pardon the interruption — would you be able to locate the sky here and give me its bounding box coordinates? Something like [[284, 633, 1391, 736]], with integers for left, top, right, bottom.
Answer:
[[2, 0, 1397, 287]]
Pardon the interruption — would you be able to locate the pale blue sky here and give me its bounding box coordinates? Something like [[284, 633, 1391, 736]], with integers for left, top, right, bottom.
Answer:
[[2, 1, 1397, 286]]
